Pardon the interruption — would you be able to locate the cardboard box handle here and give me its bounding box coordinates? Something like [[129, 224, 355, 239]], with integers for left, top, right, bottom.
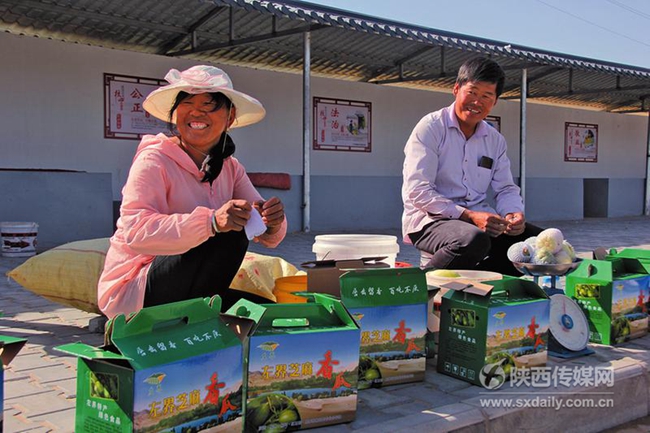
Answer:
[[110, 298, 217, 340], [592, 247, 608, 260], [272, 318, 310, 328], [207, 295, 222, 313], [234, 305, 252, 318], [587, 263, 596, 277], [151, 316, 189, 332], [440, 279, 494, 296]]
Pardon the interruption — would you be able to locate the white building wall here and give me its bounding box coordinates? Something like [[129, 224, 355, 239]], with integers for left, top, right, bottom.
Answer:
[[1, 32, 648, 239], [524, 103, 646, 177]]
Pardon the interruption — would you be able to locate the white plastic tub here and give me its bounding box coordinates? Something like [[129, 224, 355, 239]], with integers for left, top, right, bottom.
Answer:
[[1, 221, 39, 257], [312, 234, 400, 267]]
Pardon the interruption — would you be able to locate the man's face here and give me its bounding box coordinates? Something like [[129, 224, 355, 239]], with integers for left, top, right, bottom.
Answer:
[[453, 80, 498, 129]]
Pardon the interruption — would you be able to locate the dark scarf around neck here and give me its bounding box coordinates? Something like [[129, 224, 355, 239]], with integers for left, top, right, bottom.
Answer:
[[199, 132, 236, 185]]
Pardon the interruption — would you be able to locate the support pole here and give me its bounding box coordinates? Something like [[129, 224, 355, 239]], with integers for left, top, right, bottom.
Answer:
[[645, 108, 650, 215], [519, 68, 527, 204], [229, 7, 234, 41], [302, 32, 311, 232]]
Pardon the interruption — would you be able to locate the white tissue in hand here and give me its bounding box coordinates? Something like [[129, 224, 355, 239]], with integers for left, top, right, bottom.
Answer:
[[245, 209, 267, 240]]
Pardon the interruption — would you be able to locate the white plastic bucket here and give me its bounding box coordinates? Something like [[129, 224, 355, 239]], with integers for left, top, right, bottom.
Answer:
[[1, 222, 39, 257], [312, 234, 400, 267]]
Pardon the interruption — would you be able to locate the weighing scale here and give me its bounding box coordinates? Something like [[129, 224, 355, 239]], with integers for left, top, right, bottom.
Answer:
[[548, 294, 594, 358], [513, 260, 594, 358], [512, 260, 582, 293]]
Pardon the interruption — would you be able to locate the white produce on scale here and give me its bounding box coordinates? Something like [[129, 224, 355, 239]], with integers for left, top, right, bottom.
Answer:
[[507, 228, 578, 265], [536, 228, 564, 254], [506, 242, 535, 263]]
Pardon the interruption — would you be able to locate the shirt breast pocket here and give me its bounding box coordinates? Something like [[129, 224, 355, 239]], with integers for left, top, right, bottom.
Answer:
[[474, 166, 492, 192]]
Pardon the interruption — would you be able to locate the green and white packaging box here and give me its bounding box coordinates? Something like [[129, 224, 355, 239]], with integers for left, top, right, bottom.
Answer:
[[339, 267, 428, 389], [566, 257, 650, 345], [56, 297, 253, 433], [604, 248, 650, 264], [604, 248, 650, 273], [437, 277, 550, 387], [1, 335, 27, 433], [226, 293, 361, 432]]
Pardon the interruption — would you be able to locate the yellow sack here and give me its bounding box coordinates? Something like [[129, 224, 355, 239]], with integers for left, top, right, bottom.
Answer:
[[7, 238, 302, 313], [7, 238, 108, 314], [232, 252, 305, 302]]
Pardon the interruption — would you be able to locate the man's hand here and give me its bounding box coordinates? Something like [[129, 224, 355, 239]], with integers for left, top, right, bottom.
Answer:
[[461, 209, 508, 237], [253, 196, 285, 235], [214, 199, 252, 232], [504, 212, 526, 236]]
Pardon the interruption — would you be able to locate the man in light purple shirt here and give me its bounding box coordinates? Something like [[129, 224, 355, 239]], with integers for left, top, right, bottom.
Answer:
[[402, 58, 541, 275]]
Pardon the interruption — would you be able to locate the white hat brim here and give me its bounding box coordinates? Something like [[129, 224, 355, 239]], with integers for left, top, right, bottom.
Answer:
[[143, 84, 266, 128]]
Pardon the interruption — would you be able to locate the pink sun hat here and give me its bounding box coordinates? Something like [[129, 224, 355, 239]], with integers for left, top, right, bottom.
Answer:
[[143, 65, 266, 128]]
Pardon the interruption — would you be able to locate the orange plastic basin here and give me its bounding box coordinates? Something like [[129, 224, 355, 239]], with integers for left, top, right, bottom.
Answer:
[[273, 275, 308, 303]]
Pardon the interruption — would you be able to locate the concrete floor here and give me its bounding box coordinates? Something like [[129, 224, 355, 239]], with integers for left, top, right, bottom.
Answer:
[[3, 216, 650, 432]]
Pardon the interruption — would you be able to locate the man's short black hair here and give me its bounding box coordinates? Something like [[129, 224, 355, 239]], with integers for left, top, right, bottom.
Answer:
[[456, 58, 506, 98]]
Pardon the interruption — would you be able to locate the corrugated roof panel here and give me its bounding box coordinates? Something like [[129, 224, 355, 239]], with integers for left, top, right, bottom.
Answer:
[[0, 0, 647, 113]]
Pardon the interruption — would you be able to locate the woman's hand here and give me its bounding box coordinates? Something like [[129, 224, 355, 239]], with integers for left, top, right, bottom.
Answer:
[[214, 199, 252, 232], [254, 196, 285, 235]]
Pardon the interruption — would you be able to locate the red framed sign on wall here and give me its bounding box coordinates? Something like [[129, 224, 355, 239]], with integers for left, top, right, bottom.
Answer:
[[104, 73, 168, 140], [313, 97, 372, 152], [565, 121, 598, 162]]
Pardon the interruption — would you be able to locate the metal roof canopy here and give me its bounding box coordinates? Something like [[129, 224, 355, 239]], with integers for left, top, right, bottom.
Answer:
[[2, 0, 649, 113], [2, 0, 650, 222]]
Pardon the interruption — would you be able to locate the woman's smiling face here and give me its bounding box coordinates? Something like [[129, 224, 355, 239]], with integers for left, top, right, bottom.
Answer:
[[175, 93, 234, 152]]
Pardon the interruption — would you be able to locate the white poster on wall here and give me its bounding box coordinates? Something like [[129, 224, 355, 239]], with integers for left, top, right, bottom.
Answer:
[[104, 73, 168, 140], [313, 97, 371, 152], [565, 122, 598, 162]]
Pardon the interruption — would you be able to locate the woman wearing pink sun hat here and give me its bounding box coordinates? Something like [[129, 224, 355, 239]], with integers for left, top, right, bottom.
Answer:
[[98, 65, 287, 319]]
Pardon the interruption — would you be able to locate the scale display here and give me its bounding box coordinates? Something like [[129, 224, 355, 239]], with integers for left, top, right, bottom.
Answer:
[[549, 294, 589, 352]]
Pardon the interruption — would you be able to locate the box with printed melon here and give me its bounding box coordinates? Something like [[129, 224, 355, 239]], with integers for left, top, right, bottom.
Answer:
[[56, 297, 253, 433], [424, 269, 502, 358], [338, 267, 428, 389], [437, 277, 550, 388], [226, 293, 361, 432], [565, 257, 650, 345]]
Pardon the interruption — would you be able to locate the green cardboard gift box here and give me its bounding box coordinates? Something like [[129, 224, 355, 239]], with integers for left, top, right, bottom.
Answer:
[[226, 293, 361, 432], [602, 247, 650, 264], [1, 335, 27, 432], [437, 277, 550, 388], [566, 257, 650, 345], [301, 258, 389, 297], [339, 267, 428, 389], [56, 297, 253, 433]]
